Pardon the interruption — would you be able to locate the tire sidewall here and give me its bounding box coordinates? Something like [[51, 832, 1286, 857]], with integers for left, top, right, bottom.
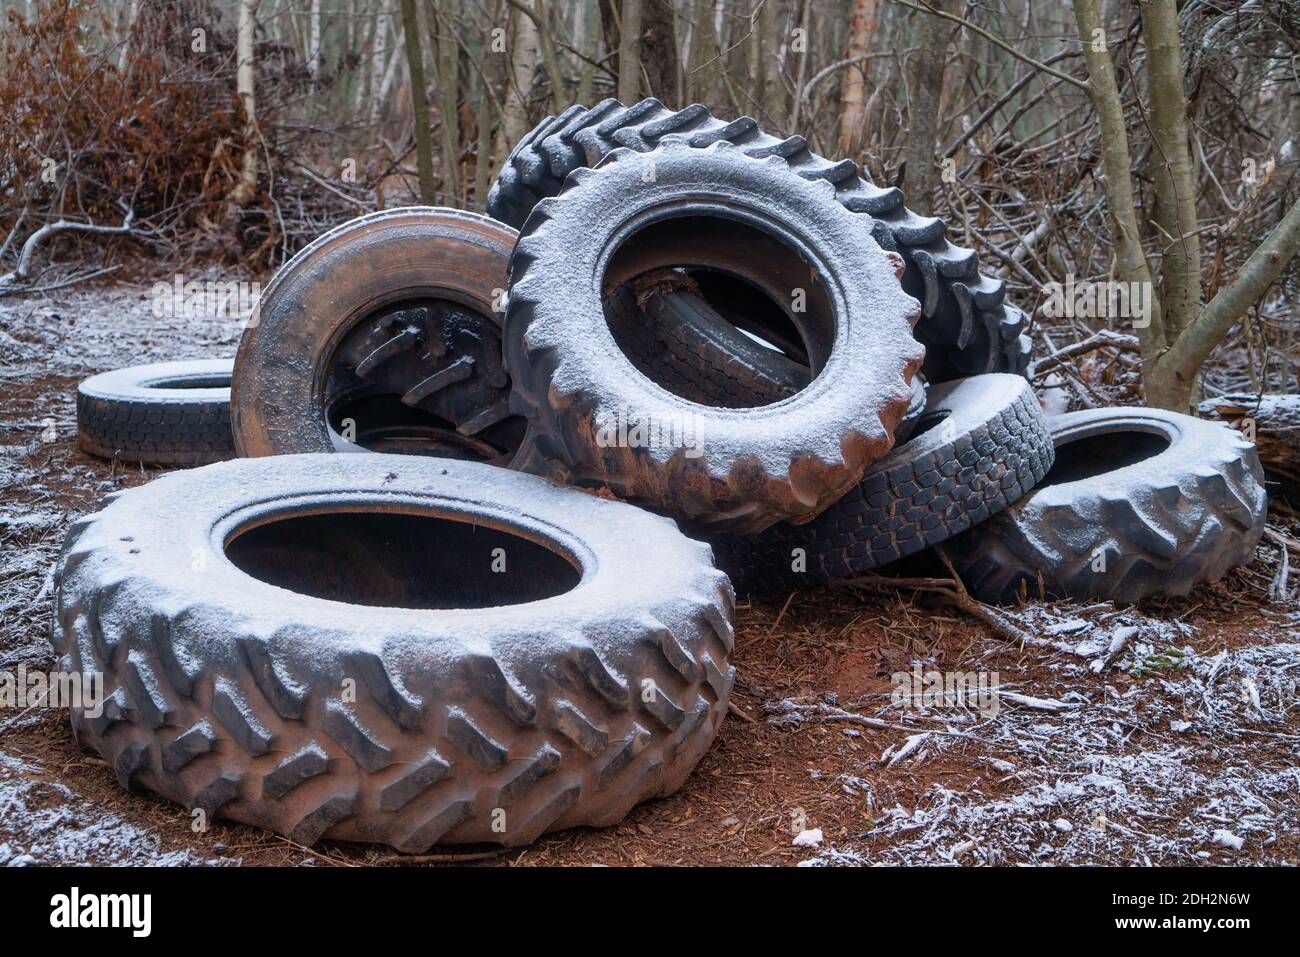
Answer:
[[232, 209, 516, 457]]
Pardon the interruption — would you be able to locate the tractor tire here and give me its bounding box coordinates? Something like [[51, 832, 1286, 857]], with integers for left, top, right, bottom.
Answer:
[[708, 374, 1053, 593], [487, 98, 1031, 383], [51, 454, 735, 851], [944, 407, 1268, 604], [232, 207, 525, 465], [505, 139, 925, 535], [76, 359, 234, 466]]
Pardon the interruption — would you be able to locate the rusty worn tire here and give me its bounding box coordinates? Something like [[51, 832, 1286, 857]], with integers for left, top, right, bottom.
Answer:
[[232, 207, 523, 464], [708, 374, 1053, 594], [505, 139, 925, 535], [50, 454, 735, 851], [487, 98, 1031, 382], [77, 359, 234, 466], [944, 407, 1268, 605]]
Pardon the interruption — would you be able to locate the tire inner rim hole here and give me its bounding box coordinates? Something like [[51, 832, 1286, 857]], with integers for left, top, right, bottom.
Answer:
[[1041, 429, 1171, 487], [601, 214, 833, 409], [324, 299, 524, 460], [224, 511, 580, 609], [906, 409, 950, 442], [146, 376, 231, 389]]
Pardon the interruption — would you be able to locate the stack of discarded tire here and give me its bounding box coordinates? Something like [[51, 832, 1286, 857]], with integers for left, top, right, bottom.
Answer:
[[58, 99, 1268, 853]]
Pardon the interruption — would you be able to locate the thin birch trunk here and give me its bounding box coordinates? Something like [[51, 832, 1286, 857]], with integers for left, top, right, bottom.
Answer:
[[371, 1, 391, 125], [399, 0, 435, 202], [617, 0, 643, 104], [229, 0, 259, 207], [837, 0, 877, 158], [309, 0, 322, 85], [500, 4, 539, 155]]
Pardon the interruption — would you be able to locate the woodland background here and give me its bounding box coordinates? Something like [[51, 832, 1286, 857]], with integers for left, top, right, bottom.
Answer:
[[1, 0, 1297, 408]]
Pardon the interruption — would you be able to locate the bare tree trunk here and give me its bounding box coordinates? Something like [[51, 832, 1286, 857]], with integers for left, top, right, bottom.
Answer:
[[575, 0, 599, 105], [309, 0, 321, 84], [500, 3, 539, 155], [433, 0, 461, 206], [789, 0, 813, 132], [759, 0, 781, 123], [837, 0, 877, 158], [747, 0, 767, 118], [229, 0, 259, 208], [640, 0, 678, 107], [686, 0, 715, 105], [901, 0, 954, 214], [1139, 0, 1201, 343], [1073, 0, 1163, 352], [617, 0, 644, 104], [399, 0, 435, 203], [473, 1, 503, 208], [371, 1, 390, 125], [1156, 198, 1300, 409]]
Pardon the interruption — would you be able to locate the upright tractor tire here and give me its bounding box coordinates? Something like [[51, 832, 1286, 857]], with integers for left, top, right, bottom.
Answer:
[[487, 98, 1031, 383], [52, 455, 735, 850], [944, 407, 1268, 604], [505, 139, 925, 535], [77, 359, 235, 466], [232, 207, 525, 465]]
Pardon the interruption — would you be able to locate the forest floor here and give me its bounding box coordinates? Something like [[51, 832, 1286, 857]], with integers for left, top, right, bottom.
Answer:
[[1, 276, 1297, 867]]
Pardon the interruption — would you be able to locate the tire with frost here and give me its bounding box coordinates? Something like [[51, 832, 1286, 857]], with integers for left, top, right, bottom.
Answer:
[[505, 139, 925, 535], [51, 454, 735, 850], [487, 98, 1031, 382], [944, 407, 1268, 604], [77, 359, 234, 466], [232, 207, 523, 465], [709, 374, 1053, 593]]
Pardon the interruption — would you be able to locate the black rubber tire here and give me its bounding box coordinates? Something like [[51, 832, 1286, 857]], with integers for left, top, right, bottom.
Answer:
[[505, 139, 925, 535], [51, 454, 735, 851], [232, 207, 523, 464], [895, 374, 929, 443], [944, 407, 1268, 605], [487, 98, 1032, 383], [76, 359, 234, 466], [606, 281, 810, 408], [708, 374, 1053, 594]]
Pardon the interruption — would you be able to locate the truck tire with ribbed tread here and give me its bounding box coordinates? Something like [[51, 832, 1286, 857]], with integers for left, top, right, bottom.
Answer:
[[77, 359, 234, 466], [51, 455, 735, 850], [708, 374, 1052, 593]]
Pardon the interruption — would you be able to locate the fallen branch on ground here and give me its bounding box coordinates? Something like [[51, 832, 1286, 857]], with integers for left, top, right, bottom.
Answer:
[[0, 210, 145, 287]]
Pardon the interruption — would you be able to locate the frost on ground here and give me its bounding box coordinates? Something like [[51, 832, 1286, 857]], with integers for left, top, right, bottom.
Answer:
[[0, 752, 238, 866], [1, 278, 1297, 866], [783, 601, 1300, 866]]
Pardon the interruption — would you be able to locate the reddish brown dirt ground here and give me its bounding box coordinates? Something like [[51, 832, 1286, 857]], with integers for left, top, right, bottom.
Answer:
[[2, 280, 1297, 867]]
